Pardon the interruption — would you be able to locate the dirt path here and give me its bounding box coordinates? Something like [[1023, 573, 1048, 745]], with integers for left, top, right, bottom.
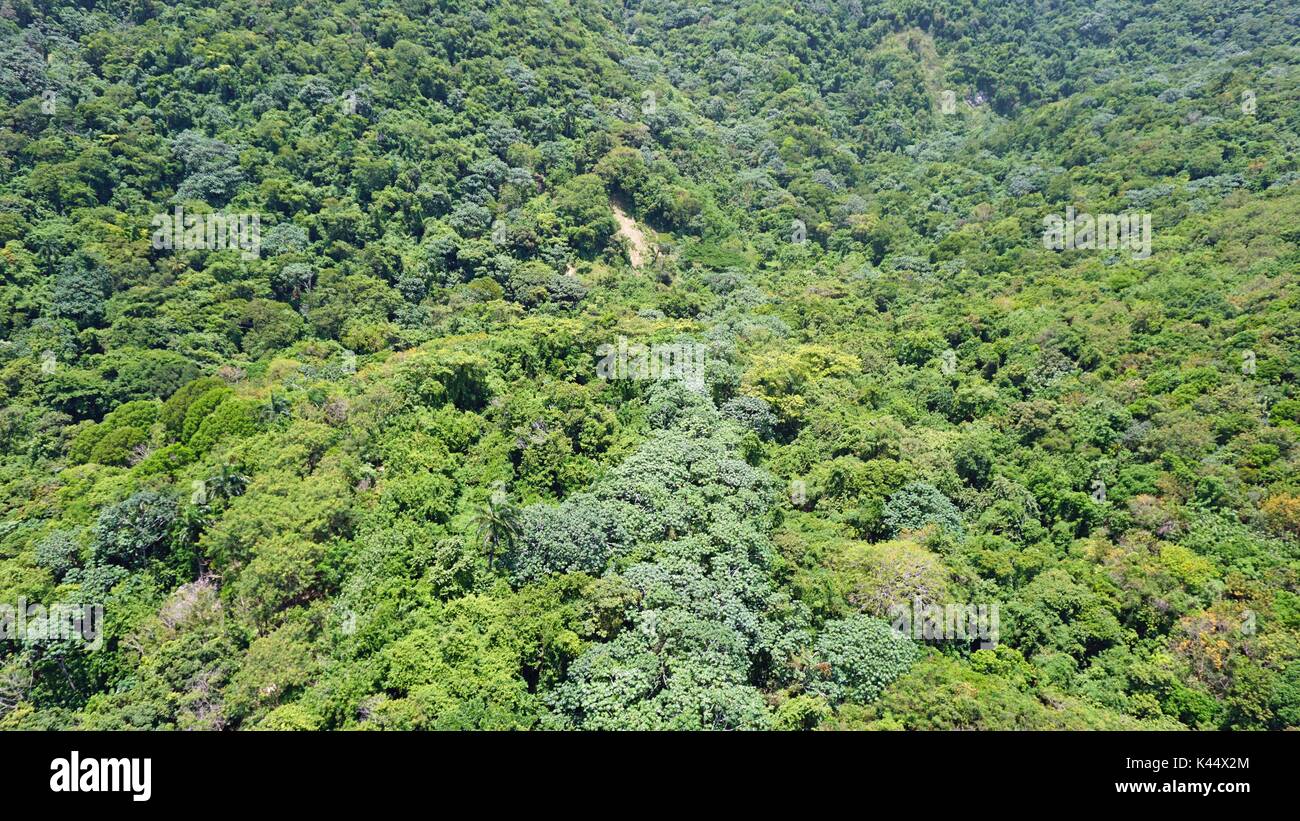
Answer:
[[611, 201, 651, 268]]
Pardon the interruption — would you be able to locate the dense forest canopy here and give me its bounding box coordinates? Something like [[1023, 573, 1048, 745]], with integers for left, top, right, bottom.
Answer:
[[0, 0, 1297, 730]]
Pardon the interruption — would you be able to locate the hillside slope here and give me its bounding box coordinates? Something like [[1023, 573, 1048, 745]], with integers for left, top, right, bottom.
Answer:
[[0, 0, 1297, 730]]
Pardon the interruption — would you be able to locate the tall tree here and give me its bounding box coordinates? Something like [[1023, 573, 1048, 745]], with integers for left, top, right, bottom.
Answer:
[[472, 485, 521, 571]]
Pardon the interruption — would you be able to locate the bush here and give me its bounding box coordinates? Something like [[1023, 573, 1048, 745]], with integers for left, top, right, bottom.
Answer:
[[133, 444, 196, 476], [189, 398, 261, 454], [506, 494, 625, 584], [882, 482, 964, 538], [1262, 494, 1300, 538], [181, 386, 234, 442], [68, 399, 161, 464], [88, 425, 149, 466], [773, 694, 831, 730], [162, 377, 226, 437], [810, 615, 918, 705], [91, 491, 177, 570], [719, 395, 778, 439], [35, 530, 82, 581]]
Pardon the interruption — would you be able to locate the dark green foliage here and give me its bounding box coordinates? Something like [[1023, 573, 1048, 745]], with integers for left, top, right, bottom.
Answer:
[[51, 251, 110, 328], [91, 491, 177, 571]]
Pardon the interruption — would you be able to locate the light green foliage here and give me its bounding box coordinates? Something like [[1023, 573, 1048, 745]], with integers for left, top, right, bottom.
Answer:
[[180, 387, 234, 443], [68, 399, 161, 465], [774, 694, 832, 730], [374, 596, 540, 730], [831, 654, 1183, 730], [188, 398, 261, 455]]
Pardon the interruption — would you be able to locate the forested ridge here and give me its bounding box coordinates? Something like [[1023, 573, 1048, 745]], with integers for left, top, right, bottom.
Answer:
[[0, 0, 1298, 730]]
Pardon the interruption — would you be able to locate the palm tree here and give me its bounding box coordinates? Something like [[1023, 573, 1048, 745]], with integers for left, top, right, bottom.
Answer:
[[207, 462, 249, 501], [472, 484, 522, 572]]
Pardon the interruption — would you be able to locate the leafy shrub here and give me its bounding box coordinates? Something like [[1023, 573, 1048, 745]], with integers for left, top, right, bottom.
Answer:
[[181, 386, 235, 442], [189, 398, 261, 454], [506, 494, 626, 584], [35, 530, 82, 581], [91, 491, 177, 570], [882, 482, 964, 538], [720, 395, 778, 439], [809, 615, 919, 705]]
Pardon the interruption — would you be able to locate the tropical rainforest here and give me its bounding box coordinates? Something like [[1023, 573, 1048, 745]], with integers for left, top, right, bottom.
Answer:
[[0, 0, 1298, 731]]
